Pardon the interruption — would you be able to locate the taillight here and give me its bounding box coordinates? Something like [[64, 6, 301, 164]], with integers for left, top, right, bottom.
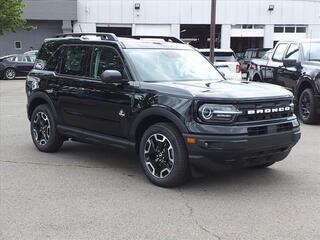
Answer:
[[236, 64, 241, 73]]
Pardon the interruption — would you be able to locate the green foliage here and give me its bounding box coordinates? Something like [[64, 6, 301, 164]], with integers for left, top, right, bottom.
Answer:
[[0, 0, 35, 36]]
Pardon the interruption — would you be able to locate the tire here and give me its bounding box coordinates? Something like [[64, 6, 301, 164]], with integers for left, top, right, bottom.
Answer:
[[249, 162, 275, 169], [253, 74, 261, 82], [30, 104, 63, 152], [298, 88, 319, 124], [4, 68, 16, 80], [139, 123, 190, 188]]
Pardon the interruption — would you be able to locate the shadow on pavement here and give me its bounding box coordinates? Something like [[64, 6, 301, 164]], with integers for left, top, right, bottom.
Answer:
[[52, 140, 296, 192]]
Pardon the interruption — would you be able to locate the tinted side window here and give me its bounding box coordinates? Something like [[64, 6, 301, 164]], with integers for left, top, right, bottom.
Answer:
[[45, 48, 62, 71], [285, 44, 299, 60], [36, 41, 60, 69], [272, 44, 288, 61], [60, 46, 90, 76], [90, 47, 124, 79]]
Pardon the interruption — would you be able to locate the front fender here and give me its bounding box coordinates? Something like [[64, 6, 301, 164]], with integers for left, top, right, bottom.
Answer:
[[129, 106, 189, 140]]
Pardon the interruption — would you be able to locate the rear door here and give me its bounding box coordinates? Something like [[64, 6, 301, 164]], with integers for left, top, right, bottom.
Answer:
[[55, 45, 92, 129], [22, 55, 35, 73]]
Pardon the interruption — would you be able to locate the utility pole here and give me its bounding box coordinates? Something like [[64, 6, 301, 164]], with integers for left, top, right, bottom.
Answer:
[[209, 0, 216, 62]]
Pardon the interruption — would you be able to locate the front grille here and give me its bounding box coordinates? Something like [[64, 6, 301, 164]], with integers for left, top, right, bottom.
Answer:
[[236, 99, 293, 122]]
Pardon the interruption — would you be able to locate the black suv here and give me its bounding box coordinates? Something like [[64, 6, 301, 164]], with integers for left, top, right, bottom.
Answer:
[[249, 40, 320, 124], [26, 33, 301, 187]]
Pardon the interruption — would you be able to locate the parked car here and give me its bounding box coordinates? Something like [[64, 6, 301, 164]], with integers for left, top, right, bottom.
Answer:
[[0, 54, 35, 79], [248, 49, 273, 81], [198, 48, 242, 81], [239, 48, 271, 75], [248, 40, 320, 124], [26, 33, 300, 187], [24, 50, 39, 56]]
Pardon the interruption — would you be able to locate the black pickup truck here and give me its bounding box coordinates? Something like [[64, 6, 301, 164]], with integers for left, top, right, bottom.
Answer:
[[248, 40, 320, 124]]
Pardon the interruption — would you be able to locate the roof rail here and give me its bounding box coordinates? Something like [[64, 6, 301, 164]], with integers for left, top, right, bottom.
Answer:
[[55, 33, 118, 41], [128, 36, 184, 44]]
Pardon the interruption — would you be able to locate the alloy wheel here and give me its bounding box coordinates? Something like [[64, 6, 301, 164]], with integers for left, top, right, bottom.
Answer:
[[5, 69, 15, 80], [144, 133, 174, 178], [32, 112, 51, 146]]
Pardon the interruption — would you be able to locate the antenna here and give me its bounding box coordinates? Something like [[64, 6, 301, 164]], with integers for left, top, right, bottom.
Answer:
[[79, 24, 83, 33]]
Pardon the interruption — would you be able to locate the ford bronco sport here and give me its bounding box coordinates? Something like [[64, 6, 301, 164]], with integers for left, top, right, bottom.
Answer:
[[26, 33, 301, 187]]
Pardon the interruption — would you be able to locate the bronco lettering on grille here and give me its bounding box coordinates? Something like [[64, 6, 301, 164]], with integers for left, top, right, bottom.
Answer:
[[247, 106, 291, 115]]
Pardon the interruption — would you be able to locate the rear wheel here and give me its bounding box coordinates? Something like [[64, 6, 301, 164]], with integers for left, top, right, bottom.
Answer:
[[4, 68, 16, 80], [298, 88, 318, 124], [30, 104, 63, 152], [139, 123, 190, 188]]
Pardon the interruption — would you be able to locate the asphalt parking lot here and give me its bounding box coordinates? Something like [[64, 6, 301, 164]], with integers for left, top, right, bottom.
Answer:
[[0, 80, 319, 240]]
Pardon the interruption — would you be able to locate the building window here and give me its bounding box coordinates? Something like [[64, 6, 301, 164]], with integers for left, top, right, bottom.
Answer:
[[285, 26, 295, 33], [242, 25, 253, 29], [274, 26, 284, 33], [254, 25, 264, 29], [296, 26, 307, 33], [274, 25, 307, 33], [14, 41, 22, 50]]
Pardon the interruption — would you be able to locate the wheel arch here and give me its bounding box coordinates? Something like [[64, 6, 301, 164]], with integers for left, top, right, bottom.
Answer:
[[130, 107, 189, 151], [27, 92, 57, 120], [296, 77, 315, 101]]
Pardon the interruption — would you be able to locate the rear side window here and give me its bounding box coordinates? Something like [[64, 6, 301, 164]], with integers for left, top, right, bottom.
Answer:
[[90, 47, 124, 79], [36, 41, 60, 69], [272, 44, 288, 61], [60, 46, 90, 76]]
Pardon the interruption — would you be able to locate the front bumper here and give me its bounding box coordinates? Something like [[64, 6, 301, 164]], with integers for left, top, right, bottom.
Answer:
[[183, 119, 301, 170]]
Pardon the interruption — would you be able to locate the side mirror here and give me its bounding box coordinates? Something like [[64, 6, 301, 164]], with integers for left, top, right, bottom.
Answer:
[[100, 70, 122, 83], [283, 59, 299, 68]]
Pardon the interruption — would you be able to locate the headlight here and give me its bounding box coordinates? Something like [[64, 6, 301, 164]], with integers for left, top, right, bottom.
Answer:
[[198, 104, 242, 122]]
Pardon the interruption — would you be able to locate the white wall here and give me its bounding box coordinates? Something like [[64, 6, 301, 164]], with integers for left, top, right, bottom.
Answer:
[[77, 0, 320, 25], [75, 0, 320, 47]]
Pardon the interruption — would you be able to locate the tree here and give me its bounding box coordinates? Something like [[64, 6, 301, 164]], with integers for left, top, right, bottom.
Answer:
[[0, 0, 34, 36]]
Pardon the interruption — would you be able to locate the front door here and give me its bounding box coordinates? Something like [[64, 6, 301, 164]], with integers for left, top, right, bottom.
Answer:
[[277, 43, 301, 92], [80, 45, 135, 138]]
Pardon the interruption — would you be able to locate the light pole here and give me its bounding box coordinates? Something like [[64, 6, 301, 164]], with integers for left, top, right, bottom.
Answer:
[[209, 0, 216, 62]]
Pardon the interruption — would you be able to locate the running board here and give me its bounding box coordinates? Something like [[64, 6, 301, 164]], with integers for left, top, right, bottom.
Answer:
[[57, 125, 135, 150]]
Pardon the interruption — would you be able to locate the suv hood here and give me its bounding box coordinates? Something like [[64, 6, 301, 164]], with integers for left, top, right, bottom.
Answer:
[[141, 80, 293, 100]]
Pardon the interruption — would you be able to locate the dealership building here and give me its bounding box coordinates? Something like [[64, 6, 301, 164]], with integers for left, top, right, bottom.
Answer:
[[1, 0, 320, 55]]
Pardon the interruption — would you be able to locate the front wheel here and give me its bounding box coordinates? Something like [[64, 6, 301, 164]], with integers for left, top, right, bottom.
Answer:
[[298, 88, 319, 124], [30, 104, 63, 152], [139, 123, 190, 188]]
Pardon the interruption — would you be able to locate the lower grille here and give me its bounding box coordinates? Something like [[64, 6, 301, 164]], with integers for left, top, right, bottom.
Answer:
[[248, 122, 293, 136]]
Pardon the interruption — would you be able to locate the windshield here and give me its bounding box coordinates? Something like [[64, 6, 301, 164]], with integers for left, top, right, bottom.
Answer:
[[302, 42, 320, 62], [125, 49, 224, 82]]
